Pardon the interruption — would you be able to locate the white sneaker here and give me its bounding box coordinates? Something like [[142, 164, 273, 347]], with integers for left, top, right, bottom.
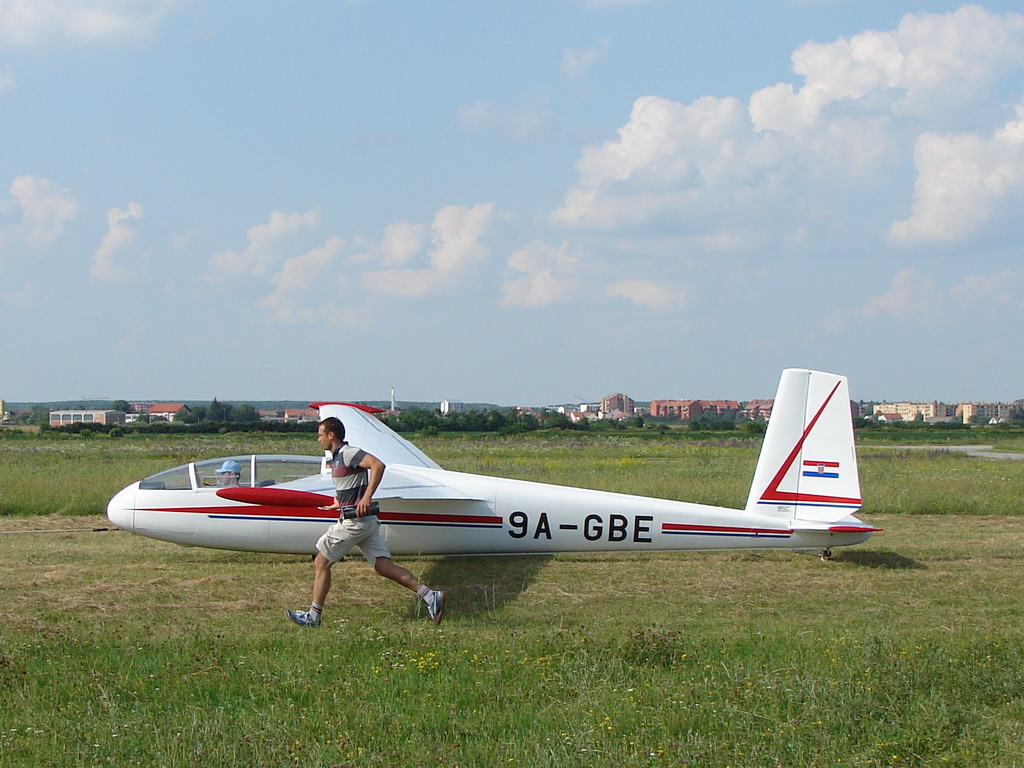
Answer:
[[285, 609, 321, 627], [424, 590, 446, 625]]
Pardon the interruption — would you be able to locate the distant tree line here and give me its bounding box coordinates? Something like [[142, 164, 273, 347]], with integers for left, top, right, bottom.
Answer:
[[381, 407, 583, 434], [47, 420, 314, 437], [42, 398, 305, 436], [103, 398, 262, 425], [377, 407, 659, 434], [21, 397, 1024, 440]]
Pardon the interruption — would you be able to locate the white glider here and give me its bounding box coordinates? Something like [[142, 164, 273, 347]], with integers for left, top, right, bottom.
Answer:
[[106, 368, 877, 558]]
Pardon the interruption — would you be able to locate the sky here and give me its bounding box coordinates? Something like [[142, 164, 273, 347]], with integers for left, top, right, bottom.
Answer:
[[2, 1, 1024, 406]]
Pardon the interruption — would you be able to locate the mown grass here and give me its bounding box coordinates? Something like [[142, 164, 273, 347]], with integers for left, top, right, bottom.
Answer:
[[2, 514, 1023, 767], [2, 431, 1024, 765]]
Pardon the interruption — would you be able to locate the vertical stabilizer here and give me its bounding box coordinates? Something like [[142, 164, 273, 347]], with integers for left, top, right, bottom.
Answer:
[[311, 402, 442, 470], [745, 369, 861, 523]]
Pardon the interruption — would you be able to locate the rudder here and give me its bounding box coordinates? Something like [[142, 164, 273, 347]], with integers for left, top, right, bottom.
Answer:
[[744, 369, 861, 523]]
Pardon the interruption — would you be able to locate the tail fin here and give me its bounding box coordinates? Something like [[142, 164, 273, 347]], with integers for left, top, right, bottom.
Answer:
[[745, 369, 861, 523], [310, 402, 442, 470]]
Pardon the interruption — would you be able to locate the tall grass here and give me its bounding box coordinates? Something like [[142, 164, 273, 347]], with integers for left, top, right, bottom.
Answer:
[[7, 430, 1024, 518], [0, 432, 314, 517], [858, 448, 1024, 515]]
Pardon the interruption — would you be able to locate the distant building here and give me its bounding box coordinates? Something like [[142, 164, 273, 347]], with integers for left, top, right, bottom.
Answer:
[[259, 408, 318, 423], [49, 409, 126, 427], [704, 400, 740, 415], [957, 402, 1014, 424], [147, 403, 191, 422], [650, 400, 704, 420], [649, 399, 740, 419], [872, 402, 953, 421], [601, 393, 635, 416], [743, 399, 774, 421], [440, 400, 464, 415]]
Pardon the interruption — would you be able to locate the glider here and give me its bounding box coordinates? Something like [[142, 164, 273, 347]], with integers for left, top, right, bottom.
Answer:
[[106, 368, 877, 558]]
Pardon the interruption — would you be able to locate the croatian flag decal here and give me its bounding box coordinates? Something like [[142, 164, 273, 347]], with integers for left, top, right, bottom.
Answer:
[[802, 460, 839, 479]]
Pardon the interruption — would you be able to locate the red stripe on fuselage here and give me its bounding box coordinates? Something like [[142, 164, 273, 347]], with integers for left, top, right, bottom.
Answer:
[[662, 522, 792, 535], [379, 511, 502, 526], [143, 505, 338, 520], [138, 506, 503, 526]]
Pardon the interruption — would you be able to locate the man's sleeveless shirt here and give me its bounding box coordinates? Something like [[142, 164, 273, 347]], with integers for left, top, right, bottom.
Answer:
[[329, 443, 368, 505]]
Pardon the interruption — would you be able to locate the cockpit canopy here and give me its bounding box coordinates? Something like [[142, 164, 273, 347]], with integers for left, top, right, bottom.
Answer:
[[139, 455, 325, 491]]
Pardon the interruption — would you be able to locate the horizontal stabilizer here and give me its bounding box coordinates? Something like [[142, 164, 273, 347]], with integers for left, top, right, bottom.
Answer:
[[789, 518, 882, 533]]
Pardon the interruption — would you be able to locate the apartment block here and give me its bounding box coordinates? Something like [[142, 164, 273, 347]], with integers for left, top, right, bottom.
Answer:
[[649, 400, 705, 419], [601, 393, 635, 416], [956, 402, 1016, 424], [742, 399, 774, 420], [871, 401, 953, 421]]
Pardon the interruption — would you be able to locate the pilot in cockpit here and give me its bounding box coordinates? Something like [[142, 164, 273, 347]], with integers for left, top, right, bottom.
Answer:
[[215, 460, 241, 487]]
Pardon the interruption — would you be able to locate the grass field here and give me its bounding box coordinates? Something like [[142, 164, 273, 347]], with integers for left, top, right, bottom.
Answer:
[[2, 432, 1024, 766]]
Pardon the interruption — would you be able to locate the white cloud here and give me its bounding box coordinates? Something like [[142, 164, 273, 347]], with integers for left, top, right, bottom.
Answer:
[[1, 281, 35, 309], [501, 240, 578, 307], [363, 203, 497, 298], [206, 209, 320, 281], [1, 175, 78, 250], [750, 5, 1024, 135], [361, 267, 443, 299], [91, 202, 143, 282], [562, 38, 610, 82], [828, 267, 1024, 332], [551, 94, 755, 229], [431, 203, 495, 271], [890, 105, 1024, 243], [352, 221, 425, 267], [579, 95, 749, 188], [857, 268, 944, 324], [951, 269, 1024, 316], [606, 279, 685, 312], [458, 96, 551, 139], [259, 237, 344, 323], [0, 0, 183, 46], [551, 7, 1024, 243]]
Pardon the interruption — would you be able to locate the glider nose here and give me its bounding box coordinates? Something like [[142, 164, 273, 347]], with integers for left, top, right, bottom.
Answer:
[[106, 483, 138, 532]]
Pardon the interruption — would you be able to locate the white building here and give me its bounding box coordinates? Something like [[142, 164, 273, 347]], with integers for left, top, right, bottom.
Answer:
[[49, 409, 126, 426]]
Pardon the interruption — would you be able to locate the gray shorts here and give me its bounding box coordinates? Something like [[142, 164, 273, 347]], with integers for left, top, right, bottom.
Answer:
[[316, 517, 391, 564]]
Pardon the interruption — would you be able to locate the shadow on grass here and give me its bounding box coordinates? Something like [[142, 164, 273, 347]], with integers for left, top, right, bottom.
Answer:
[[833, 549, 924, 569], [411, 554, 553, 617]]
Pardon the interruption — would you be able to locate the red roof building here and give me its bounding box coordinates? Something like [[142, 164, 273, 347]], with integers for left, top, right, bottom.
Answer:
[[148, 403, 191, 422]]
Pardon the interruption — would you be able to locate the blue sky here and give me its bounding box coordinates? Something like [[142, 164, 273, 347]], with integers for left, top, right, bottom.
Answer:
[[2, 1, 1024, 405]]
